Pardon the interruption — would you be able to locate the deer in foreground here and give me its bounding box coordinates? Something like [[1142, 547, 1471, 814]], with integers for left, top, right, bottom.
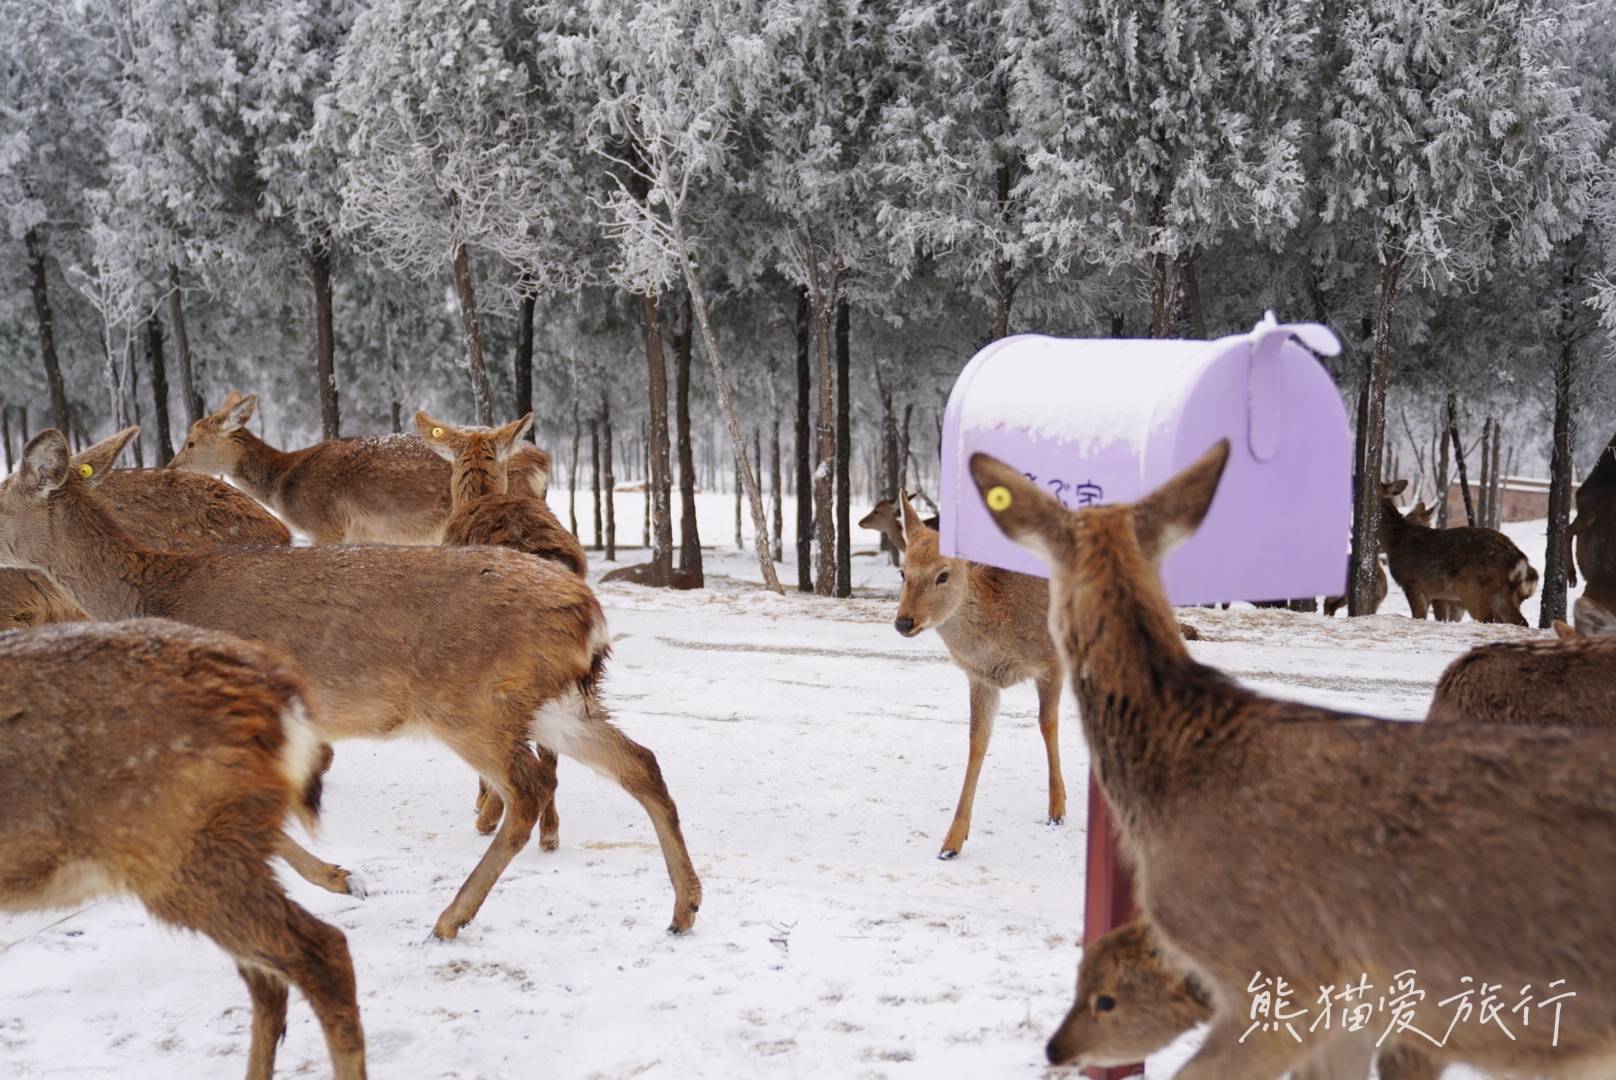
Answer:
[[1569, 428, 1616, 635], [0, 567, 87, 629], [1, 429, 700, 939], [1426, 628, 1616, 728], [417, 410, 587, 840], [0, 619, 365, 1079], [891, 492, 1066, 859], [971, 442, 1616, 1079], [1379, 479, 1537, 624], [1045, 918, 1438, 1079], [168, 393, 551, 544], [73, 427, 291, 547]]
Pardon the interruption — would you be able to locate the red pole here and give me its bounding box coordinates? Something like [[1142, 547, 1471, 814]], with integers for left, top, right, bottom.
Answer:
[[1083, 772, 1141, 1080]]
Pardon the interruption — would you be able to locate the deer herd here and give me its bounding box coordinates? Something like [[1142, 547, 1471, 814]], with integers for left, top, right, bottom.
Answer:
[[0, 390, 1612, 1079]]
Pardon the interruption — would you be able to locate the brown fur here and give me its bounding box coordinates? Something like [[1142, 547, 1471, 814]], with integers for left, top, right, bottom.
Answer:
[[168, 393, 550, 545], [417, 411, 587, 842], [0, 567, 87, 629], [0, 619, 365, 1079], [858, 498, 937, 555], [1568, 429, 1616, 589], [1427, 632, 1616, 728], [893, 492, 1065, 859], [2, 429, 699, 939], [1575, 586, 1616, 636], [600, 561, 704, 589], [971, 442, 1616, 1079], [1379, 480, 1538, 625], [1045, 919, 1438, 1079]]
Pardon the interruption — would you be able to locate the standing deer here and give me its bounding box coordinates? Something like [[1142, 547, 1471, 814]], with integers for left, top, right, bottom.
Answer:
[[417, 410, 586, 840], [971, 442, 1616, 1079], [0, 429, 700, 939], [891, 493, 1065, 859], [0, 566, 87, 629], [858, 498, 938, 556], [1379, 479, 1537, 624], [0, 619, 365, 1079], [168, 393, 551, 544], [1569, 427, 1616, 635]]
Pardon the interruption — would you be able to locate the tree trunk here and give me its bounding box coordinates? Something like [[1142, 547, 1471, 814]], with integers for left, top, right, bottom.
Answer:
[[309, 244, 340, 438], [991, 159, 1017, 341], [127, 335, 145, 465], [1448, 394, 1475, 526], [637, 292, 674, 585], [879, 377, 900, 565], [450, 242, 495, 425], [1, 406, 11, 471], [1348, 258, 1403, 615], [675, 294, 703, 583], [807, 240, 838, 596], [1182, 252, 1208, 339], [167, 263, 203, 423], [569, 400, 581, 539], [835, 298, 852, 598], [145, 313, 173, 461], [1542, 328, 1574, 625], [770, 410, 783, 562], [590, 416, 603, 551], [795, 286, 813, 592], [734, 455, 743, 551], [1489, 424, 1504, 530], [601, 395, 616, 561], [514, 288, 536, 436], [1434, 410, 1451, 529], [25, 228, 70, 432]]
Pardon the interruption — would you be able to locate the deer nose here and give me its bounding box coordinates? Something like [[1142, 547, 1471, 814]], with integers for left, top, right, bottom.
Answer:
[[894, 615, 915, 636]]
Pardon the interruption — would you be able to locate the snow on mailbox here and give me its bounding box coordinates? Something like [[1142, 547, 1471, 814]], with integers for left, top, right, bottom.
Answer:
[[937, 313, 1351, 605]]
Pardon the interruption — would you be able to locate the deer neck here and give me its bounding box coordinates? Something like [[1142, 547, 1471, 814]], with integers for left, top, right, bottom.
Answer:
[[30, 489, 174, 620], [450, 462, 502, 512], [227, 430, 297, 508]]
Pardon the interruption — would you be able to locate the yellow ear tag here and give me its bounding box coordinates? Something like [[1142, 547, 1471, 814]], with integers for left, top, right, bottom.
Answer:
[[77, 464, 94, 479], [986, 486, 1012, 511], [431, 427, 444, 438]]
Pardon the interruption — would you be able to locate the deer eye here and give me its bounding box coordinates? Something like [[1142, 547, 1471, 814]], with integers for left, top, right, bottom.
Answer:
[[1095, 994, 1117, 1013], [935, 571, 950, 585]]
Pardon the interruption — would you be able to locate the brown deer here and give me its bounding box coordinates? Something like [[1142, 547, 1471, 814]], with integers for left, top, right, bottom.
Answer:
[[1570, 428, 1616, 635], [1426, 630, 1616, 728], [1379, 479, 1537, 624], [1, 429, 700, 939], [0, 567, 87, 629], [858, 497, 937, 555], [417, 410, 587, 840], [168, 393, 551, 544], [970, 441, 1616, 1079], [1322, 501, 1441, 618], [1046, 919, 1438, 1080], [0, 618, 365, 1079], [892, 492, 1065, 859], [1575, 586, 1616, 636], [73, 427, 291, 547]]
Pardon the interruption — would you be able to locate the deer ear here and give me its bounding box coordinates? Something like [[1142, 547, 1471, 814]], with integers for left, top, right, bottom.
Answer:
[[967, 453, 1075, 566], [20, 430, 72, 498], [218, 394, 256, 432], [1553, 619, 1580, 641], [493, 414, 533, 460], [71, 427, 139, 485], [1386, 479, 1408, 497], [415, 411, 460, 461], [1131, 440, 1231, 563]]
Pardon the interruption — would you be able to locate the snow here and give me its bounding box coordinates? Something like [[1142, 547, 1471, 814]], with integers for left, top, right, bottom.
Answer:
[[0, 494, 1575, 1079]]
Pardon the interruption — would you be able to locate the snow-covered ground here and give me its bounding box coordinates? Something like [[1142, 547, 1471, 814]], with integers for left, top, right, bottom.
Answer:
[[0, 491, 1576, 1078]]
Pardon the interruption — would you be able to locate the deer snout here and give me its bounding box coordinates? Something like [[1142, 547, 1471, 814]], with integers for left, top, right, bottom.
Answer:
[[894, 615, 917, 637]]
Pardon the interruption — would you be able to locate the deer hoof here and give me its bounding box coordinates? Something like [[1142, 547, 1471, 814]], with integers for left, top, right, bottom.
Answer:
[[1046, 816, 1065, 827], [343, 871, 369, 900], [937, 849, 960, 861], [429, 918, 465, 942]]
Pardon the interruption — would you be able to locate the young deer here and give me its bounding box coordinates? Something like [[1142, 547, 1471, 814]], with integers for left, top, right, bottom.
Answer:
[[74, 427, 291, 547], [168, 393, 551, 544], [1426, 630, 1616, 728], [1, 429, 700, 939], [1380, 479, 1537, 624], [858, 498, 938, 555], [0, 566, 88, 629], [1046, 919, 1438, 1080], [971, 442, 1616, 1079], [0, 619, 365, 1079], [417, 410, 587, 840], [892, 493, 1065, 859]]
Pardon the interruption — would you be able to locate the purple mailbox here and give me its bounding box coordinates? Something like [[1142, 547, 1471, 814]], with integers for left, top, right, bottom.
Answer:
[[938, 313, 1351, 604]]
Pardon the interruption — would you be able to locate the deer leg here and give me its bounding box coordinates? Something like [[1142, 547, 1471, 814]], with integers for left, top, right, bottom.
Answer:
[[237, 964, 288, 1080], [939, 677, 999, 860], [536, 691, 701, 933], [434, 739, 545, 940], [1173, 1016, 1312, 1080], [536, 744, 561, 851], [474, 779, 503, 836], [1291, 1028, 1376, 1080], [1035, 673, 1066, 825], [276, 831, 363, 897], [1376, 1044, 1443, 1080], [1404, 585, 1430, 621]]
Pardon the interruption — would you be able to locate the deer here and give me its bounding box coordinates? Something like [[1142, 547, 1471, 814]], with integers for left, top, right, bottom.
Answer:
[[0, 618, 365, 1079], [970, 441, 1616, 1079], [1379, 479, 1537, 624], [1576, 587, 1616, 636], [73, 426, 292, 547], [891, 492, 1066, 859], [167, 392, 551, 545], [417, 410, 588, 840], [1322, 501, 1434, 618], [1426, 628, 1616, 728], [0, 429, 700, 940], [1046, 918, 1438, 1080], [0, 566, 87, 629], [858, 497, 938, 556], [1569, 428, 1616, 636]]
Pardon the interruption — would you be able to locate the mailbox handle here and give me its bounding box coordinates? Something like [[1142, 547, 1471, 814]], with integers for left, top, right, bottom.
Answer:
[[1245, 314, 1341, 463]]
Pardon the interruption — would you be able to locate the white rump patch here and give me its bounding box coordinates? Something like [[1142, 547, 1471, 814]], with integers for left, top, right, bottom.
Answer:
[[275, 698, 323, 828], [531, 685, 589, 755]]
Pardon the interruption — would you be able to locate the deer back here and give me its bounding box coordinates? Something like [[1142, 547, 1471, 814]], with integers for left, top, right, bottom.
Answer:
[[1428, 635, 1616, 728], [0, 568, 87, 629], [96, 468, 291, 548]]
